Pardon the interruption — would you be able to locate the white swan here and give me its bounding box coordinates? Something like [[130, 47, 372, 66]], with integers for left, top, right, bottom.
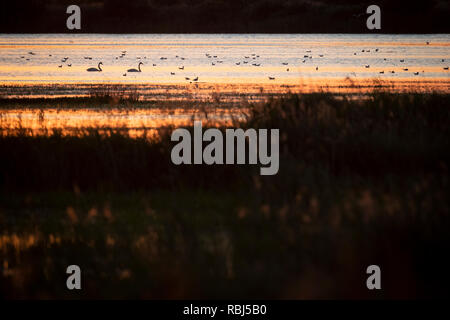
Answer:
[[87, 62, 103, 72], [127, 62, 143, 73]]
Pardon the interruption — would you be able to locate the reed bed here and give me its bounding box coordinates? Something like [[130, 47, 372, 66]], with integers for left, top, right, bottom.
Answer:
[[0, 91, 449, 298]]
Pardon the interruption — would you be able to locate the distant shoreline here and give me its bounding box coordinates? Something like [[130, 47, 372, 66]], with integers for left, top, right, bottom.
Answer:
[[1, 79, 449, 102]]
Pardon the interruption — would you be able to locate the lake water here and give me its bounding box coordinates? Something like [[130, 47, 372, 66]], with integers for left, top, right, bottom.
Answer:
[[0, 34, 449, 135], [0, 34, 449, 91]]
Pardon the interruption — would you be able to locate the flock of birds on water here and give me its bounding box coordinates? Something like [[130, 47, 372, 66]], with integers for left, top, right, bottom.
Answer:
[[20, 42, 449, 82]]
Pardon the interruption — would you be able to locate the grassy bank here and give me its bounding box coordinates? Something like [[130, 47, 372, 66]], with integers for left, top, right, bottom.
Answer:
[[1, 92, 449, 298]]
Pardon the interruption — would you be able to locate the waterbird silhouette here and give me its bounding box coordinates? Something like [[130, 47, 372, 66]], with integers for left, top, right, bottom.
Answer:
[[127, 62, 143, 72], [87, 62, 103, 72]]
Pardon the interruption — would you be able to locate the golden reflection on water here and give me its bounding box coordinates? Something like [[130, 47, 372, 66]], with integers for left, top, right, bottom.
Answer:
[[0, 106, 246, 138], [1, 77, 449, 138]]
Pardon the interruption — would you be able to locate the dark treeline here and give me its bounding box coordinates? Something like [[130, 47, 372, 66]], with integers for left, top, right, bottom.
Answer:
[[0, 0, 449, 33]]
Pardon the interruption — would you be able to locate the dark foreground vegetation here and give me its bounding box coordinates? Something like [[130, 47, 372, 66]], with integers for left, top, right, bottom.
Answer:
[[0, 92, 449, 298]]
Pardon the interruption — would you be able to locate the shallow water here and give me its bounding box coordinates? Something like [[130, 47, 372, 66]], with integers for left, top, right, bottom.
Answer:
[[0, 106, 245, 137], [0, 34, 449, 88]]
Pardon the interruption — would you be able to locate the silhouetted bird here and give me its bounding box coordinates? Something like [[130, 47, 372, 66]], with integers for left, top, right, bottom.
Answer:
[[127, 62, 143, 73], [87, 62, 103, 72]]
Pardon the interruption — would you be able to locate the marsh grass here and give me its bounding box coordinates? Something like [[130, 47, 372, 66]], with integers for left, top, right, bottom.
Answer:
[[0, 91, 449, 298]]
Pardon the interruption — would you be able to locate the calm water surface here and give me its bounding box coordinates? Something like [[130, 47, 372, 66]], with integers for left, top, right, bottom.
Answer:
[[0, 34, 449, 85], [1, 34, 449, 134]]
